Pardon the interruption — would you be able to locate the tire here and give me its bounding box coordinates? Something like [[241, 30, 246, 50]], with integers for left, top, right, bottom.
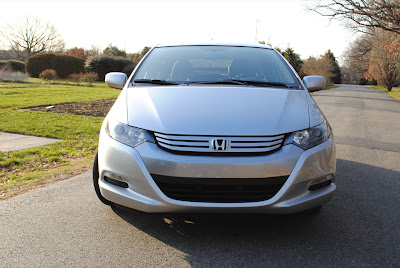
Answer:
[[93, 152, 114, 206]]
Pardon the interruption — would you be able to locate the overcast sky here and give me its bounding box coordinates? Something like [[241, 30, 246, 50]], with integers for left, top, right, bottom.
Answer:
[[0, 0, 355, 64]]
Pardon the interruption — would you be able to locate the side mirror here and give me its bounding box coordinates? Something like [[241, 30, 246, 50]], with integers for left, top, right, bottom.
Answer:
[[303, 75, 326, 92], [105, 72, 127, 89]]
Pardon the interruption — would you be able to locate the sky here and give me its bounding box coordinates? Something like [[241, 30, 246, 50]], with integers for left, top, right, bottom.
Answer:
[[0, 0, 355, 64]]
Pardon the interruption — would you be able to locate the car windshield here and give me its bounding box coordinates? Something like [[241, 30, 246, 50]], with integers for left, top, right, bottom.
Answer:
[[132, 45, 300, 88]]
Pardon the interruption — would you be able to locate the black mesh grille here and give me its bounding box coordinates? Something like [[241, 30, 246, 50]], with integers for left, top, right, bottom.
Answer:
[[151, 174, 289, 203]]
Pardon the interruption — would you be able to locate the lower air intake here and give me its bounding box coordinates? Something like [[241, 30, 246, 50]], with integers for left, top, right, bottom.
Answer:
[[151, 174, 289, 203]]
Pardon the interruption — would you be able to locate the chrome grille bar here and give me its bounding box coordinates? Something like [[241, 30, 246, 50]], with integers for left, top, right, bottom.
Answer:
[[154, 132, 285, 153]]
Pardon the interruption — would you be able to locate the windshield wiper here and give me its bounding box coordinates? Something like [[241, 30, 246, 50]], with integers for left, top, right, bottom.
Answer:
[[186, 79, 248, 86], [187, 79, 296, 88], [134, 79, 295, 88], [238, 80, 296, 88], [134, 79, 180, 85]]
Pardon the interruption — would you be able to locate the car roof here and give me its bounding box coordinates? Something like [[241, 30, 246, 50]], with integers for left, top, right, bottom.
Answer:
[[155, 43, 273, 50]]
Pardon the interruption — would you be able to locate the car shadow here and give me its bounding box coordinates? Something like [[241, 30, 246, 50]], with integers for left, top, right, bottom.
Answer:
[[111, 159, 400, 267]]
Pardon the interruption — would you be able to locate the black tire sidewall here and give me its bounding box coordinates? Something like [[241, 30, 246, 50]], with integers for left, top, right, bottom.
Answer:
[[93, 152, 114, 206]]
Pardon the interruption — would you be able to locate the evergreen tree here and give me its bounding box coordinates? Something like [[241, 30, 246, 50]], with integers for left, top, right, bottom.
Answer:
[[281, 46, 303, 74], [103, 45, 127, 58], [323, 50, 342, 84]]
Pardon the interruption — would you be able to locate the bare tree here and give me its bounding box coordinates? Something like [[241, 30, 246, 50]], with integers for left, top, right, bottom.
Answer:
[[368, 29, 400, 91], [342, 33, 373, 83], [310, 1, 400, 88], [301, 56, 335, 85], [308, 0, 400, 34], [0, 17, 65, 61]]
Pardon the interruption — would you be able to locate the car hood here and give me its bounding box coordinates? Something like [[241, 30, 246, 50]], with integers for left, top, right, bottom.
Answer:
[[126, 85, 311, 135]]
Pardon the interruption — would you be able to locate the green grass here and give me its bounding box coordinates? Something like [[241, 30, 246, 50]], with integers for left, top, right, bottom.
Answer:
[[0, 80, 119, 108], [0, 109, 103, 139], [366, 85, 400, 101], [325, 85, 340, 90], [0, 80, 120, 199]]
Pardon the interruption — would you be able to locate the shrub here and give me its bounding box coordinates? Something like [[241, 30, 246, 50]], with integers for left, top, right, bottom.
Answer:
[[39, 69, 58, 82], [0, 60, 25, 72], [0, 67, 30, 82], [122, 63, 136, 76], [26, 53, 85, 79], [68, 73, 82, 84], [85, 56, 134, 80], [82, 72, 98, 86], [359, 78, 378, 85], [67, 72, 99, 86], [0, 62, 12, 72]]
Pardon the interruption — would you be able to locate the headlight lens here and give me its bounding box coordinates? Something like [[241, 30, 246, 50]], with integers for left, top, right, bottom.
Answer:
[[284, 121, 332, 150], [106, 120, 154, 148]]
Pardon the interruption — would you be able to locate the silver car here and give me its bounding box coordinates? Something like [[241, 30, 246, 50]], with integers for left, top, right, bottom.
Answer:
[[93, 43, 336, 214]]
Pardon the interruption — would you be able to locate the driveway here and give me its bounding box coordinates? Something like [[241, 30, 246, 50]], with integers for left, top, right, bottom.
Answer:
[[1, 85, 399, 267]]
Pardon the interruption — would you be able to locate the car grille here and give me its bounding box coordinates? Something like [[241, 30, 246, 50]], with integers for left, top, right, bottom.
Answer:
[[151, 174, 289, 203], [154, 132, 285, 154]]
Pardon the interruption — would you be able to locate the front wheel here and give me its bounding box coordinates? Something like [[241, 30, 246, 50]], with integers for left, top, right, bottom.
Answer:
[[93, 152, 114, 206]]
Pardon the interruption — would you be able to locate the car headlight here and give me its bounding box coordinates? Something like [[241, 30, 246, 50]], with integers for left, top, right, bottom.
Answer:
[[284, 121, 332, 150], [105, 120, 155, 148]]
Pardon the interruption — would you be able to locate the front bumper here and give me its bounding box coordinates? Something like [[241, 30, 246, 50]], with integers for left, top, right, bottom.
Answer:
[[97, 133, 336, 214]]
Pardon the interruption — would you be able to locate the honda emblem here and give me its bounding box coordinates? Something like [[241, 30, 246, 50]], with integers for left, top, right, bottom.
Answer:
[[211, 138, 229, 151]]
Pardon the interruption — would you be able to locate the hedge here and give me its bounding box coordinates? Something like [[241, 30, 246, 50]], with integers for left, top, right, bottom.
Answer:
[[0, 60, 25, 72], [85, 56, 136, 80], [26, 53, 85, 79]]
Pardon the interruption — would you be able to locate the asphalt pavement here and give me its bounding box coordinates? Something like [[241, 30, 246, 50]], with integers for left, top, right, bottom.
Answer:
[[0, 85, 399, 267]]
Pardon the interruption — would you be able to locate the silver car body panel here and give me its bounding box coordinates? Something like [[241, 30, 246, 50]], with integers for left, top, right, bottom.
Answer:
[[98, 132, 335, 214], [126, 86, 312, 135], [306, 93, 327, 127], [137, 142, 303, 179]]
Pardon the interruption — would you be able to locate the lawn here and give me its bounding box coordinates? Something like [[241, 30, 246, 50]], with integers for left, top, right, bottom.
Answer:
[[0, 79, 116, 108], [366, 85, 400, 101], [325, 85, 340, 90], [0, 79, 121, 199]]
